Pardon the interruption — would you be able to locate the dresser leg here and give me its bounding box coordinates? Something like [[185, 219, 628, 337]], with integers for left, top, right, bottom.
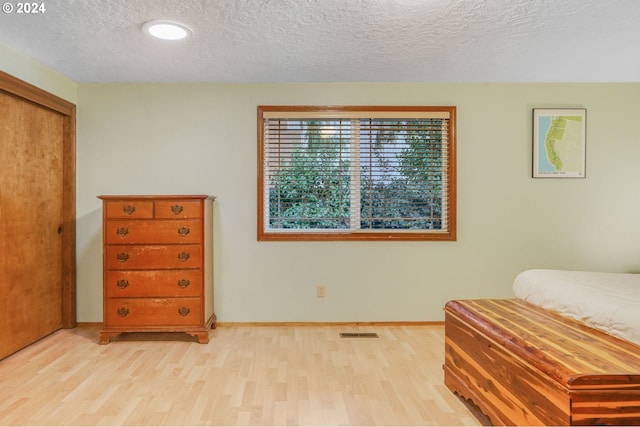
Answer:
[[99, 332, 115, 344], [198, 331, 210, 344], [186, 331, 209, 344]]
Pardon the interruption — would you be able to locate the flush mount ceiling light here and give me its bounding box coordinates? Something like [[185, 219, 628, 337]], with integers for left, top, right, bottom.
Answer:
[[142, 20, 192, 41]]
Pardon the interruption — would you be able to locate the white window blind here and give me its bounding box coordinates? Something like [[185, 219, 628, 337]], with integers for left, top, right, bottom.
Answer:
[[258, 106, 456, 241]]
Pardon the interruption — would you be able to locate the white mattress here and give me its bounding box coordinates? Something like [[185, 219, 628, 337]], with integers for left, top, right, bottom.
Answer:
[[513, 269, 640, 346]]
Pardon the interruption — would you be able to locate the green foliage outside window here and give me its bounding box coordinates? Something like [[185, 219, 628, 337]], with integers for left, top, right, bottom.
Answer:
[[268, 119, 444, 231]]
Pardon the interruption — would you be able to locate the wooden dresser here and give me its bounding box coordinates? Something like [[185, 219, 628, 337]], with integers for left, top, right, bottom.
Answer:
[[98, 195, 215, 344]]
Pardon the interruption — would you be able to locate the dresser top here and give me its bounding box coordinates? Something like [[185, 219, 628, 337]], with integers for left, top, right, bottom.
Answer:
[[98, 195, 215, 200]]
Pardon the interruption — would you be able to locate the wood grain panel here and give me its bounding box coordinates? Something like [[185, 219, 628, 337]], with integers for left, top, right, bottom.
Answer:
[[105, 270, 202, 298], [445, 310, 569, 425], [104, 298, 202, 326], [0, 71, 76, 335], [453, 299, 640, 381], [104, 219, 202, 244], [571, 391, 640, 425], [154, 200, 202, 219], [0, 90, 64, 360], [104, 200, 153, 219], [105, 244, 202, 270], [444, 299, 640, 426]]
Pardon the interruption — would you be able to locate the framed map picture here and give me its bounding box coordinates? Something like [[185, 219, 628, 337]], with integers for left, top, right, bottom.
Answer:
[[532, 108, 586, 178]]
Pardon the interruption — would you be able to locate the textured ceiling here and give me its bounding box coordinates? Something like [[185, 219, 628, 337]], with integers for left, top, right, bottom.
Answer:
[[0, 0, 639, 83]]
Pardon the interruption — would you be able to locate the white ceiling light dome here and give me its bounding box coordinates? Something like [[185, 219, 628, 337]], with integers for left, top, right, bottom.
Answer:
[[142, 20, 192, 41]]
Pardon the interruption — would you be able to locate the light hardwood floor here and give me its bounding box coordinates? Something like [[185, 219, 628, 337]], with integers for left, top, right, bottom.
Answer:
[[0, 324, 488, 426]]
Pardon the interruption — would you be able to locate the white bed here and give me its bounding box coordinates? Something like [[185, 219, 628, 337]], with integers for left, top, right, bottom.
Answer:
[[513, 269, 640, 346]]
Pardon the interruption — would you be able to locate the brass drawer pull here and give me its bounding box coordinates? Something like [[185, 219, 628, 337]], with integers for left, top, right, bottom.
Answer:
[[177, 252, 190, 262], [122, 205, 136, 215], [117, 279, 129, 289], [117, 253, 130, 263], [171, 205, 184, 215], [177, 227, 190, 237], [178, 307, 190, 317], [116, 227, 129, 237], [177, 279, 191, 288], [117, 307, 130, 317]]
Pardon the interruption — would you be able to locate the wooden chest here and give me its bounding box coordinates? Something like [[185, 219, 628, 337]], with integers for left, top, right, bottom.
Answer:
[[444, 299, 640, 426], [98, 195, 215, 344]]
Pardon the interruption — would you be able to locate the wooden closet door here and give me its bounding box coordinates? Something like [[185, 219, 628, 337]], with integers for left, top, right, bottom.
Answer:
[[0, 91, 64, 360]]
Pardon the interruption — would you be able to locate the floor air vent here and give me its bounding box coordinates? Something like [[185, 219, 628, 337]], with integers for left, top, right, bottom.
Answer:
[[339, 332, 379, 338]]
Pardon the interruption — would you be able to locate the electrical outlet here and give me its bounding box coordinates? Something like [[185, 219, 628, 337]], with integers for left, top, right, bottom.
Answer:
[[316, 285, 326, 298]]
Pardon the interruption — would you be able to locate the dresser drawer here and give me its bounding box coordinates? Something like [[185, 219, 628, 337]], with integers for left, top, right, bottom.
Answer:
[[104, 200, 154, 219], [104, 219, 202, 244], [105, 245, 202, 270], [154, 200, 202, 219], [105, 270, 202, 298], [105, 298, 202, 326]]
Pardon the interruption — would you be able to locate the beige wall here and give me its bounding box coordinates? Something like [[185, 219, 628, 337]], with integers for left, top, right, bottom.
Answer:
[[0, 42, 77, 103], [3, 41, 639, 323], [75, 82, 640, 323]]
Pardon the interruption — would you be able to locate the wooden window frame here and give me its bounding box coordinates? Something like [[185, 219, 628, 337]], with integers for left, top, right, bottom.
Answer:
[[257, 105, 456, 241]]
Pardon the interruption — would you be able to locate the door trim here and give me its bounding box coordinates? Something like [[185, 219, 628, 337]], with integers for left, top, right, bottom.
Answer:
[[0, 71, 76, 328]]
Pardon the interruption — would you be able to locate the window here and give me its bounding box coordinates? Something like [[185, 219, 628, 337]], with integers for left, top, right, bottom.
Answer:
[[258, 106, 456, 241]]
